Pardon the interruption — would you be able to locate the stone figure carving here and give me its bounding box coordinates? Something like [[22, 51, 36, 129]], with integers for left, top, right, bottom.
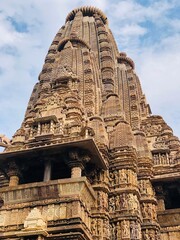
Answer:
[[98, 191, 107, 209], [103, 219, 109, 236], [115, 195, 120, 210], [120, 193, 128, 209], [135, 222, 140, 239], [32, 125, 38, 137], [143, 230, 150, 240], [91, 219, 97, 235], [109, 196, 115, 212], [139, 180, 147, 194], [142, 203, 153, 219], [152, 205, 157, 220], [130, 221, 136, 239], [155, 230, 161, 240], [134, 195, 140, 213], [109, 172, 115, 186], [97, 219, 102, 235], [121, 220, 129, 238], [110, 223, 117, 240], [128, 194, 134, 210], [153, 154, 159, 165], [147, 204, 152, 218], [114, 170, 119, 185], [120, 169, 128, 183], [54, 121, 63, 134], [41, 123, 50, 134]]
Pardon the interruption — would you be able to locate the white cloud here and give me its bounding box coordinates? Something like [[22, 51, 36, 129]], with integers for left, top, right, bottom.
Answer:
[[133, 33, 180, 137], [109, 0, 179, 24], [105, 0, 180, 137], [119, 24, 147, 36]]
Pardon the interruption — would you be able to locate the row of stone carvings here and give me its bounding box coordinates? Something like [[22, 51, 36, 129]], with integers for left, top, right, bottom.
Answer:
[[93, 170, 155, 201], [112, 220, 141, 240], [91, 219, 142, 239], [0, 199, 157, 239], [109, 193, 140, 213], [110, 221, 160, 240], [141, 203, 157, 220], [30, 121, 69, 138], [140, 124, 162, 136], [153, 153, 179, 165], [138, 179, 155, 196], [109, 169, 137, 186]]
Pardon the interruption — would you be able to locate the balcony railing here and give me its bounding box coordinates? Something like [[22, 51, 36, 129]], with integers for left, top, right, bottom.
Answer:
[[0, 177, 95, 209]]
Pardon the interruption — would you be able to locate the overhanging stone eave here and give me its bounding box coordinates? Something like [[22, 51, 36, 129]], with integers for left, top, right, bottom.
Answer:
[[152, 171, 180, 182], [0, 138, 107, 170]]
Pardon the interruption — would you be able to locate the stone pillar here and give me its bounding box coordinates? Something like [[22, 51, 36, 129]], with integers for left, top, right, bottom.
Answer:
[[43, 160, 52, 182], [139, 178, 160, 240], [67, 149, 90, 178], [71, 166, 82, 178], [157, 197, 165, 211], [30, 127, 33, 138], [37, 235, 45, 240], [9, 175, 19, 187], [7, 161, 20, 187], [109, 147, 141, 240], [37, 122, 41, 135], [50, 120, 54, 133]]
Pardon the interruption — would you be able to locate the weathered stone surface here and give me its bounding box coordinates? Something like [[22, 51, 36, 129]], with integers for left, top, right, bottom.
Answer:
[[0, 5, 179, 240]]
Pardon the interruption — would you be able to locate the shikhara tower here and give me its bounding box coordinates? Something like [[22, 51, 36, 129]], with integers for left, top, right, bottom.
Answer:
[[0, 6, 179, 240]]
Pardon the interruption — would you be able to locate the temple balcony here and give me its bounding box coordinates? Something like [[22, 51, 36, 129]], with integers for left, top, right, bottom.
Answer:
[[0, 138, 107, 239], [0, 177, 95, 240]]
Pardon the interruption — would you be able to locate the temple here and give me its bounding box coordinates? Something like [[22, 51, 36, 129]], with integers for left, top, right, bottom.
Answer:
[[0, 6, 179, 240]]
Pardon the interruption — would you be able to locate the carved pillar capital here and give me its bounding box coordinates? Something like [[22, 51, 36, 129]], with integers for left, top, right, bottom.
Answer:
[[68, 149, 84, 168], [37, 235, 45, 240], [67, 149, 91, 178], [6, 161, 20, 177]]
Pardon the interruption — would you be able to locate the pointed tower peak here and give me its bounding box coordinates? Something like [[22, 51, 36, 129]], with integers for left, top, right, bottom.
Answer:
[[74, 10, 83, 18], [66, 6, 108, 24]]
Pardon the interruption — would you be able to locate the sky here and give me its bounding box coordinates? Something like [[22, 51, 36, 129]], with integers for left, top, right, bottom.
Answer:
[[0, 0, 180, 140]]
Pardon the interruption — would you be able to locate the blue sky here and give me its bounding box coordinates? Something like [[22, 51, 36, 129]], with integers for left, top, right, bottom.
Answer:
[[0, 0, 180, 140]]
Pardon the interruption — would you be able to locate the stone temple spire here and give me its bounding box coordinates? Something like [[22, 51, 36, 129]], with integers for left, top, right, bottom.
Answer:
[[7, 6, 151, 149], [0, 6, 179, 240]]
